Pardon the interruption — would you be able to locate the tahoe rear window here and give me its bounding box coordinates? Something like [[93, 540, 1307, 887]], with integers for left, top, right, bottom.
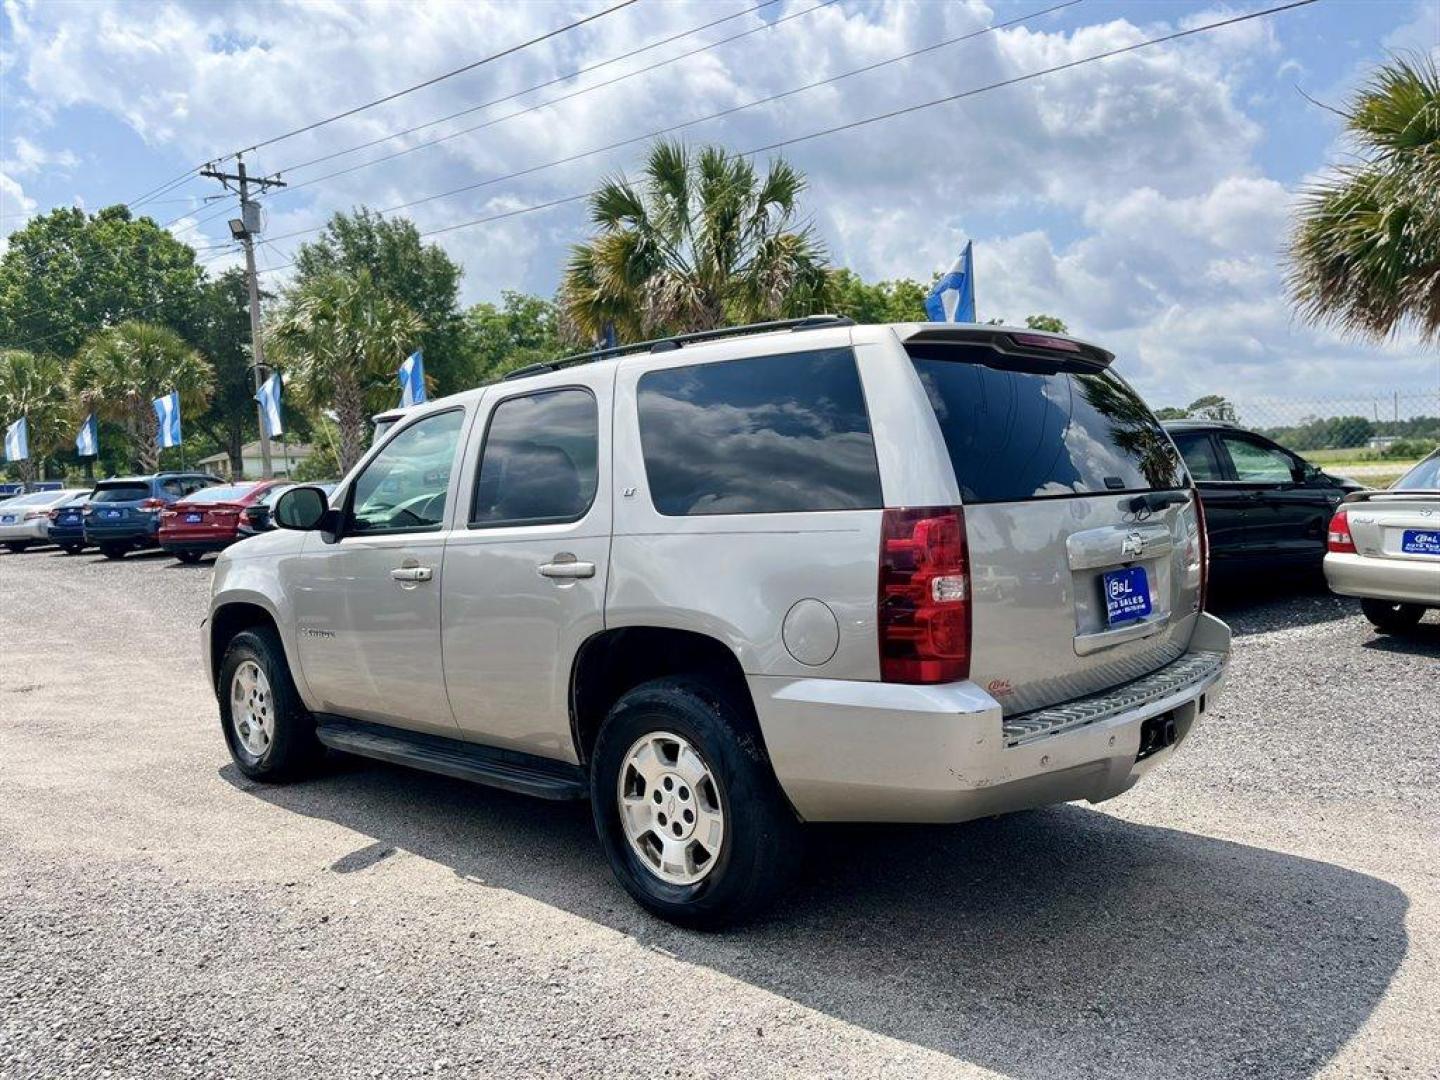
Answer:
[[637, 348, 882, 516], [908, 343, 1185, 503], [91, 483, 150, 503]]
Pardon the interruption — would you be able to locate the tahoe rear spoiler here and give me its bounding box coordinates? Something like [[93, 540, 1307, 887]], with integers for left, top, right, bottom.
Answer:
[[897, 324, 1115, 372]]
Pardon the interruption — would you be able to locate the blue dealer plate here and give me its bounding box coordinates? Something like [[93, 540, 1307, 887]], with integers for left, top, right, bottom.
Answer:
[[103, 509, 122, 519], [1103, 566, 1152, 625], [185, 512, 203, 524], [0, 515, 13, 525], [1401, 529, 1440, 556]]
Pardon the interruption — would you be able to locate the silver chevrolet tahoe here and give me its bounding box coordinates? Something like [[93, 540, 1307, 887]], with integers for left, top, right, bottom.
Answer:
[[203, 317, 1230, 926]]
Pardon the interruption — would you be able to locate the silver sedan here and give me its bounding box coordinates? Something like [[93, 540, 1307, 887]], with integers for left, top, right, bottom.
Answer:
[[1325, 450, 1440, 631], [0, 489, 92, 552]]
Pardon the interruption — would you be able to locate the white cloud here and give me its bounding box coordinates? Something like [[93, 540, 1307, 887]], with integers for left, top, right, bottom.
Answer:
[[4, 135, 79, 176], [0, 169, 38, 255], [1, 0, 1434, 405]]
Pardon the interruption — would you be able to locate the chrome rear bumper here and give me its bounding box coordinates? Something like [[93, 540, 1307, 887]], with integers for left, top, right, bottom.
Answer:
[[750, 612, 1230, 823]]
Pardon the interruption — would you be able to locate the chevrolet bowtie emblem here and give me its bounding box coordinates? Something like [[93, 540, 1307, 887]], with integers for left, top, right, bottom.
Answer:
[[1122, 532, 1145, 558]]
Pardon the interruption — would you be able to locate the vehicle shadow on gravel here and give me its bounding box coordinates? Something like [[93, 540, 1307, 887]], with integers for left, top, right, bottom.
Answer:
[[1206, 574, 1358, 635], [1363, 623, 1440, 655], [227, 760, 1407, 1079]]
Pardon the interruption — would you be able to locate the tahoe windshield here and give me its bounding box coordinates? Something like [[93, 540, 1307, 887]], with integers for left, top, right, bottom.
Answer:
[[91, 483, 150, 503], [908, 343, 1184, 504]]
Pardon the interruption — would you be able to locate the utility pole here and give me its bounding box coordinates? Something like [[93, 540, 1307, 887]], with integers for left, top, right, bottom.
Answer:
[[200, 157, 286, 479]]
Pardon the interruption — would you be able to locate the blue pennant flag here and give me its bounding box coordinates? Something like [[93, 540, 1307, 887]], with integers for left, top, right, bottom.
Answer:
[[255, 372, 284, 438], [399, 349, 426, 408], [924, 240, 976, 324], [154, 391, 182, 449], [3, 417, 29, 462], [76, 413, 99, 458]]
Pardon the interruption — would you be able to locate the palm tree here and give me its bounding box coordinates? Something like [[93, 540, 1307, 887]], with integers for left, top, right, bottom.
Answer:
[[267, 270, 424, 474], [561, 141, 830, 342], [0, 350, 70, 487], [1287, 54, 1440, 343], [70, 322, 214, 473]]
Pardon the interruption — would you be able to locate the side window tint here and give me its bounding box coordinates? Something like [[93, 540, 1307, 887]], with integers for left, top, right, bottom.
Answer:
[[637, 348, 882, 516], [1172, 433, 1224, 481], [472, 389, 599, 527], [161, 479, 185, 498], [1221, 436, 1295, 484], [350, 409, 466, 534]]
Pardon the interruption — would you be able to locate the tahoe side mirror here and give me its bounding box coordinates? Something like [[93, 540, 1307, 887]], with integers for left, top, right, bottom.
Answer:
[[274, 485, 330, 531]]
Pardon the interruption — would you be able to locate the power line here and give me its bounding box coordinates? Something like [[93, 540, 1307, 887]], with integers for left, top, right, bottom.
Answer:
[[300, 0, 1324, 252], [4, 0, 1318, 353], [251, 0, 1078, 246], [271, 0, 837, 197], [220, 0, 641, 162], [273, 0, 785, 177], [173, 0, 826, 238]]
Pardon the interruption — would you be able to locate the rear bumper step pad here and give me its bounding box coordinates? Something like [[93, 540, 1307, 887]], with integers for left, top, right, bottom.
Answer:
[[1002, 650, 1226, 748]]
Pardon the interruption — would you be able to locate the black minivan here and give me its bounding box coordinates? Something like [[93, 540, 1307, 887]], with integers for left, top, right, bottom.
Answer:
[[1164, 420, 1363, 579]]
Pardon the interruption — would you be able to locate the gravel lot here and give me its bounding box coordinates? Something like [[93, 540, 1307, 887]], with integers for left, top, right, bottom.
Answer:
[[1, 547, 1437, 1079]]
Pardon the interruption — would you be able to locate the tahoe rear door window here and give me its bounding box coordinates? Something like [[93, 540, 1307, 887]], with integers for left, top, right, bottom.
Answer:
[[908, 343, 1185, 503], [637, 348, 882, 516]]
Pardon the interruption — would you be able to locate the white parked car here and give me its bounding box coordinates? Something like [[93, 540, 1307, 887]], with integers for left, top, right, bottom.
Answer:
[[1325, 450, 1440, 631], [0, 489, 91, 552], [203, 317, 1230, 925]]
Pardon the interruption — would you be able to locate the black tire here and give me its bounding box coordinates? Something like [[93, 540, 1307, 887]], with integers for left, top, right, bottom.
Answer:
[[61, 544, 84, 556], [175, 550, 203, 564], [590, 676, 803, 929], [4, 541, 29, 553], [217, 627, 322, 783], [1361, 598, 1425, 633], [99, 544, 127, 560]]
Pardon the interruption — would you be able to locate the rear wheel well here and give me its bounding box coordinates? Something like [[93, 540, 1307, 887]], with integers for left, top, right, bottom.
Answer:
[[570, 627, 760, 766], [210, 602, 280, 689]]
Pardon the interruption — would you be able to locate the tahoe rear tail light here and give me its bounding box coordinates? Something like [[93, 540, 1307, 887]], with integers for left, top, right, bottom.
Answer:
[[137, 498, 166, 511], [878, 506, 971, 684], [1327, 508, 1356, 554]]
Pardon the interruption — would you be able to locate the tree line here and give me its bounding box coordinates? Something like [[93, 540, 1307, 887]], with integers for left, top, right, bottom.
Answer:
[[2, 141, 1058, 482], [6, 46, 1433, 486]]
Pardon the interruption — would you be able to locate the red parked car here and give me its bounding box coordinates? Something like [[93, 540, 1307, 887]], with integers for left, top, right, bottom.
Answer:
[[159, 481, 283, 563]]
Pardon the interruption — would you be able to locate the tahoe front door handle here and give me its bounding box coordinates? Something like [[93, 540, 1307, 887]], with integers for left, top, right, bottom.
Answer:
[[538, 556, 595, 579], [390, 566, 433, 583]]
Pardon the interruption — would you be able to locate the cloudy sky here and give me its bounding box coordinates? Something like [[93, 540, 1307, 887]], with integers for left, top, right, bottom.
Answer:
[[2, 0, 1437, 409]]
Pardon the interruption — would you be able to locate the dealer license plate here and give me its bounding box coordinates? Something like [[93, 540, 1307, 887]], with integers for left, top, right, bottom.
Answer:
[[1103, 566, 1152, 625], [1401, 529, 1440, 556]]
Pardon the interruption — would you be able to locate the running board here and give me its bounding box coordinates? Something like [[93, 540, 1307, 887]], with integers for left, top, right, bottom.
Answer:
[[314, 716, 588, 801]]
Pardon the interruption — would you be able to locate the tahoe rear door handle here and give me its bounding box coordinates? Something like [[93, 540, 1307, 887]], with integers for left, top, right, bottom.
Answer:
[[390, 566, 433, 583], [539, 554, 595, 579]]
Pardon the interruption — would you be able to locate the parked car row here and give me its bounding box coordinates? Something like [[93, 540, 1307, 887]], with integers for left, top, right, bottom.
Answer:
[[1163, 420, 1439, 632], [0, 472, 335, 563]]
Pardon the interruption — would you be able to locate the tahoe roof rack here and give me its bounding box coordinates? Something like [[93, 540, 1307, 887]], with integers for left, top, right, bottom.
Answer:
[[501, 314, 854, 382]]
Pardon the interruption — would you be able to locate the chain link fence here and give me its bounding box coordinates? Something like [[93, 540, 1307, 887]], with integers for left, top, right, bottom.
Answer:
[[1158, 388, 1440, 485]]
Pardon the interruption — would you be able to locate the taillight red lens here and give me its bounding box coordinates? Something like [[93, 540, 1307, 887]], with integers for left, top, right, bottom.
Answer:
[[878, 506, 971, 684], [1327, 508, 1356, 554], [137, 498, 166, 511], [47, 509, 60, 521]]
